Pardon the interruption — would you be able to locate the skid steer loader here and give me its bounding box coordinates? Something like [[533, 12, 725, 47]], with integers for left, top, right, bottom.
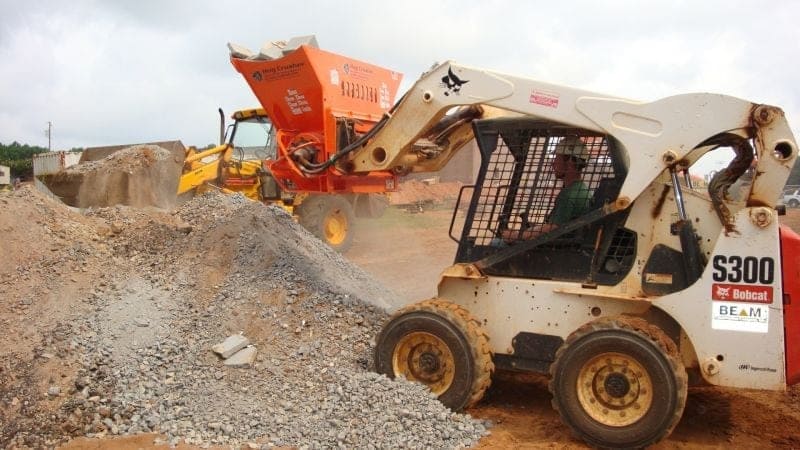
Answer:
[[243, 53, 799, 447]]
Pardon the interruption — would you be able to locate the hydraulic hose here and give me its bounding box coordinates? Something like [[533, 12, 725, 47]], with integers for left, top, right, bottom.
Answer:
[[292, 92, 409, 174]]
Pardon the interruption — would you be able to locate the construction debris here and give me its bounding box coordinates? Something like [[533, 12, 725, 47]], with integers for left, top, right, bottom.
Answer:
[[389, 179, 464, 211], [212, 334, 251, 359], [223, 346, 257, 367]]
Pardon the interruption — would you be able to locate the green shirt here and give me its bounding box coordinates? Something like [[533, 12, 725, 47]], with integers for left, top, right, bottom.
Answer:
[[548, 181, 591, 225]]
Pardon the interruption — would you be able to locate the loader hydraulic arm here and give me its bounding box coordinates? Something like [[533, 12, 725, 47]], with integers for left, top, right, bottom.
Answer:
[[340, 60, 796, 211], [178, 145, 230, 194], [341, 61, 611, 176]]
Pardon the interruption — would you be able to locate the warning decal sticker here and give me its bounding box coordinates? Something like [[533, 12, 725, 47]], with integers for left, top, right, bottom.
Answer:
[[529, 90, 559, 108]]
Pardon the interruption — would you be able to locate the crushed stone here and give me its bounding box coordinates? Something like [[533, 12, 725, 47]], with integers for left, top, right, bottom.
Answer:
[[0, 187, 489, 449]]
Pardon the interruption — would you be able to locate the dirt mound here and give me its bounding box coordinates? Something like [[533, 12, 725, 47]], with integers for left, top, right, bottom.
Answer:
[[0, 189, 483, 449], [38, 145, 182, 209], [389, 179, 463, 206]]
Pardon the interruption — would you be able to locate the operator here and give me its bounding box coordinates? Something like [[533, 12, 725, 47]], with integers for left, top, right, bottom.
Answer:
[[500, 135, 591, 242]]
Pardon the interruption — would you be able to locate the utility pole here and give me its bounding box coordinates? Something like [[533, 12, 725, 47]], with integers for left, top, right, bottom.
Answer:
[[45, 121, 52, 151]]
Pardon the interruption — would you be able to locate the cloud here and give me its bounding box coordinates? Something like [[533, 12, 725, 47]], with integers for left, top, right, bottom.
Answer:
[[0, 0, 798, 152]]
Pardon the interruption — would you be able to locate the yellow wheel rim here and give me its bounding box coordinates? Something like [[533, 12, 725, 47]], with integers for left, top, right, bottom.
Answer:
[[323, 208, 348, 246], [576, 352, 653, 427], [392, 332, 455, 395]]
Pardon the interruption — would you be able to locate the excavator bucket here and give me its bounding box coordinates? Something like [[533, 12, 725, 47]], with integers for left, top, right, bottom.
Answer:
[[38, 144, 184, 209]]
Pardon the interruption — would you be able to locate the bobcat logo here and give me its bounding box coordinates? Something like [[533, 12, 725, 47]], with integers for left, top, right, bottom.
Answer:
[[440, 67, 468, 96], [252, 71, 263, 82], [715, 285, 731, 299]]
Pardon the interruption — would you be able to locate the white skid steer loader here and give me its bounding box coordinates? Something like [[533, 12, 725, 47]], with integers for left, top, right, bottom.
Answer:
[[327, 61, 800, 448]]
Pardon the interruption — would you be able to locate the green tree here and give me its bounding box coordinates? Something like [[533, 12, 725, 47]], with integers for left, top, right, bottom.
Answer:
[[0, 141, 49, 179]]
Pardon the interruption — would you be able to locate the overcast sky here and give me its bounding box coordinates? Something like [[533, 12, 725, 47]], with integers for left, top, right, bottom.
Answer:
[[1, 0, 798, 152]]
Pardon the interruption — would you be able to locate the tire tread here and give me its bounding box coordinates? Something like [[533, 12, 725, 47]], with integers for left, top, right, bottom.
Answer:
[[548, 315, 687, 448], [385, 298, 494, 409]]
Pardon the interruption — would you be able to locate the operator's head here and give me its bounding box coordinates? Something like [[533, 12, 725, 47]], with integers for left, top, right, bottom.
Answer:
[[552, 136, 588, 177]]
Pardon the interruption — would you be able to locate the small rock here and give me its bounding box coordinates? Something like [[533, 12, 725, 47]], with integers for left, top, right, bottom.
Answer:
[[75, 377, 89, 390], [176, 223, 193, 234], [98, 406, 111, 418], [47, 386, 61, 396], [223, 346, 257, 368], [212, 334, 250, 359]]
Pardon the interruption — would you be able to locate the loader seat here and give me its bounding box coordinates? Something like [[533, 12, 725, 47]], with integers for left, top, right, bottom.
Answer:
[[508, 177, 624, 282]]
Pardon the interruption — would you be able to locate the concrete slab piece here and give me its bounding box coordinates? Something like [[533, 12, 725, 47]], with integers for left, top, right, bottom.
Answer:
[[224, 346, 257, 367], [212, 334, 250, 359]]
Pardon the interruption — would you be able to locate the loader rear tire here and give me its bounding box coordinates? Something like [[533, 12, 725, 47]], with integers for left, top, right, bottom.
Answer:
[[549, 316, 687, 449], [296, 194, 355, 253], [374, 299, 494, 411]]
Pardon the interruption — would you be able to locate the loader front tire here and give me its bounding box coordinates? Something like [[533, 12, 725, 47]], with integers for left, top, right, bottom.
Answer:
[[549, 316, 687, 449], [296, 194, 355, 253], [374, 299, 494, 411]]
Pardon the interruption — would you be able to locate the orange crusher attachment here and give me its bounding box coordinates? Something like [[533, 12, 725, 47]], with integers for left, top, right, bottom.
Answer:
[[229, 36, 403, 194]]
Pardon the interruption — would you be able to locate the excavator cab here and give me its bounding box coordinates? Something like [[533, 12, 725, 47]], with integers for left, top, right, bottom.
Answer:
[[228, 109, 277, 161]]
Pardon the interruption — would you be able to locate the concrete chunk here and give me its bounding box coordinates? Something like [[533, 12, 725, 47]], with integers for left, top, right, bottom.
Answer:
[[224, 346, 257, 367], [212, 334, 250, 359]]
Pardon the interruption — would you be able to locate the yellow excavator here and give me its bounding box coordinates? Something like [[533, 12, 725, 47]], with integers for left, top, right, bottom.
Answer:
[[176, 107, 392, 252]]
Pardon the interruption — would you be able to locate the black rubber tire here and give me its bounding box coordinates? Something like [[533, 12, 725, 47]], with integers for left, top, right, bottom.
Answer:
[[295, 194, 355, 253], [789, 199, 799, 208], [374, 299, 494, 411], [549, 316, 687, 449]]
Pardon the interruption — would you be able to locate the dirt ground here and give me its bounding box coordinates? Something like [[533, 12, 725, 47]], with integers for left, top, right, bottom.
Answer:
[[347, 206, 800, 449]]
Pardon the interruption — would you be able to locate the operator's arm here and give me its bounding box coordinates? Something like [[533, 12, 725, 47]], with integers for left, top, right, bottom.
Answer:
[[500, 223, 557, 242]]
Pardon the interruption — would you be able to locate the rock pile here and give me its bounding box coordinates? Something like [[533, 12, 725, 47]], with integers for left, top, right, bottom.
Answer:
[[37, 145, 183, 209], [0, 187, 489, 449], [389, 179, 463, 207]]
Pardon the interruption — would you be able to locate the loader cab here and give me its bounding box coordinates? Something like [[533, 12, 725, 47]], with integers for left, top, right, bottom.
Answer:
[[229, 108, 277, 161], [453, 117, 635, 285]]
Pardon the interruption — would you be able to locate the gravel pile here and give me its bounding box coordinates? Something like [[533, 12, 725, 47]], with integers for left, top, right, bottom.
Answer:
[[37, 145, 183, 209], [1, 189, 489, 448], [68, 145, 174, 174]]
